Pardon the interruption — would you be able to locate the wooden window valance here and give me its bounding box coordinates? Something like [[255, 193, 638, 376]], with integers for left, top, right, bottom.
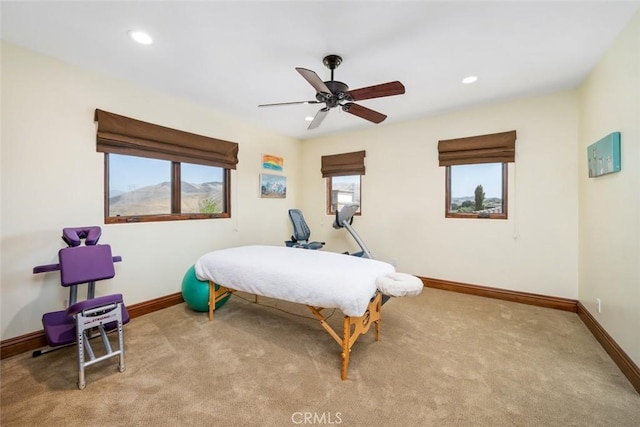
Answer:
[[321, 150, 366, 177], [438, 130, 516, 166], [95, 109, 239, 169]]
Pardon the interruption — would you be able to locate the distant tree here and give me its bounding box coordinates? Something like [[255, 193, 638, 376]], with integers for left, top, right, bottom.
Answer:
[[199, 197, 219, 214], [474, 185, 485, 210], [461, 200, 473, 208]]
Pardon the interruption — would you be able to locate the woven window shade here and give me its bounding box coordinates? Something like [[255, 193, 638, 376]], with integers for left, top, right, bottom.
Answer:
[[438, 130, 516, 166], [321, 150, 366, 177], [95, 109, 239, 169]]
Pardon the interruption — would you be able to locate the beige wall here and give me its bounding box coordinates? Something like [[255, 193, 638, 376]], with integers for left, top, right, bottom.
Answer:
[[0, 42, 301, 340], [300, 91, 579, 300], [578, 11, 639, 364]]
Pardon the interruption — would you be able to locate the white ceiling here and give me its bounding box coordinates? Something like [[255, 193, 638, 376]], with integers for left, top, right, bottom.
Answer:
[[1, 1, 638, 140]]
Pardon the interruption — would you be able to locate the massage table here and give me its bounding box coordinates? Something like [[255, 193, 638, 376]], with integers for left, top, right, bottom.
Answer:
[[195, 245, 403, 380]]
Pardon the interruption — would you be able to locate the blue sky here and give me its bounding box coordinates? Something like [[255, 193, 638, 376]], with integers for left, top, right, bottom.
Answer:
[[451, 163, 501, 198], [109, 154, 223, 192]]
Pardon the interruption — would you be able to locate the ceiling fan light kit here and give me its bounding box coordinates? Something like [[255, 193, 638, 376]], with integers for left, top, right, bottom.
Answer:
[[259, 54, 405, 130]]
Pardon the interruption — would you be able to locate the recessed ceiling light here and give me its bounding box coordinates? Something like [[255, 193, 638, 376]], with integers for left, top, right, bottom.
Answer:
[[462, 76, 478, 84], [305, 116, 314, 121], [128, 30, 153, 45]]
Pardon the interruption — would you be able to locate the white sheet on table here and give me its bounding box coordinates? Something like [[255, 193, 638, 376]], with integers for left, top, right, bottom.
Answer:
[[195, 245, 395, 317]]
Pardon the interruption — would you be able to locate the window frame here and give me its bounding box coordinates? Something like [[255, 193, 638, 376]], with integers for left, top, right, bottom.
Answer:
[[104, 153, 231, 224], [445, 162, 508, 220], [326, 175, 362, 216]]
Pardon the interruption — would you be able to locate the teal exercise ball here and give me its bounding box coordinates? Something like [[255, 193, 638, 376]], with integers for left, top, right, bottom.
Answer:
[[181, 265, 231, 312]]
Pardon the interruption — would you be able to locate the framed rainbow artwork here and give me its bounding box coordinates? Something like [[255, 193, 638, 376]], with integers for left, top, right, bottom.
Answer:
[[262, 154, 284, 172]]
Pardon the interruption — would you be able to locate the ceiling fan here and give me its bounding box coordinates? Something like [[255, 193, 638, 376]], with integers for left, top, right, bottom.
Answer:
[[258, 54, 405, 130]]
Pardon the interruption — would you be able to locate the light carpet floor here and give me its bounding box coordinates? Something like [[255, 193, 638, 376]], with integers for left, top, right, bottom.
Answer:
[[2, 287, 639, 426]]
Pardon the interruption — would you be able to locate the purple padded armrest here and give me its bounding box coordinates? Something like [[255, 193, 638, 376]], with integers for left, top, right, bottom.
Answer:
[[66, 294, 124, 316], [66, 293, 130, 327], [62, 226, 102, 247], [58, 245, 115, 286]]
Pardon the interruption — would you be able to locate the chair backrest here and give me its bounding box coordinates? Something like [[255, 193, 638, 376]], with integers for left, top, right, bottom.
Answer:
[[288, 209, 311, 242], [59, 245, 115, 287]]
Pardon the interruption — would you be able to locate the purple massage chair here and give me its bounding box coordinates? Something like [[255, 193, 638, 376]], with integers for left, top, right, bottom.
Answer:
[[33, 226, 129, 389]]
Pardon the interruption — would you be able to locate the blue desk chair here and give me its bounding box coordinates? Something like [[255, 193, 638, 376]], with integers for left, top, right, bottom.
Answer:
[[285, 209, 325, 250]]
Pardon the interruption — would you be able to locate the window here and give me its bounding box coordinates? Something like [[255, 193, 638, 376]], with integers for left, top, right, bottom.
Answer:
[[106, 154, 229, 222], [438, 130, 516, 220], [446, 163, 507, 219], [95, 109, 238, 224], [321, 151, 365, 215], [327, 175, 361, 215]]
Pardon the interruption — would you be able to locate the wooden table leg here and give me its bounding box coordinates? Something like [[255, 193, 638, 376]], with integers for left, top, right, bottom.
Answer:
[[341, 316, 351, 380], [208, 281, 215, 321]]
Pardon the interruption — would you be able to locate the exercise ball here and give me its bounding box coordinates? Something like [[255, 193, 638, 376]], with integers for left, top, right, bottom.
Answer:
[[181, 265, 231, 312]]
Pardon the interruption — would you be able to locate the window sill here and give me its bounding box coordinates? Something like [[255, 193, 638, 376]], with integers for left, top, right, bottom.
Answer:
[[105, 213, 230, 224], [445, 213, 507, 220]]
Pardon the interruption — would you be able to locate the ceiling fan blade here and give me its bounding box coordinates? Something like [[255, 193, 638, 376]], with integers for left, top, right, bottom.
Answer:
[[308, 107, 330, 130], [346, 81, 405, 101], [258, 100, 320, 107], [296, 67, 332, 95], [342, 103, 387, 124]]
